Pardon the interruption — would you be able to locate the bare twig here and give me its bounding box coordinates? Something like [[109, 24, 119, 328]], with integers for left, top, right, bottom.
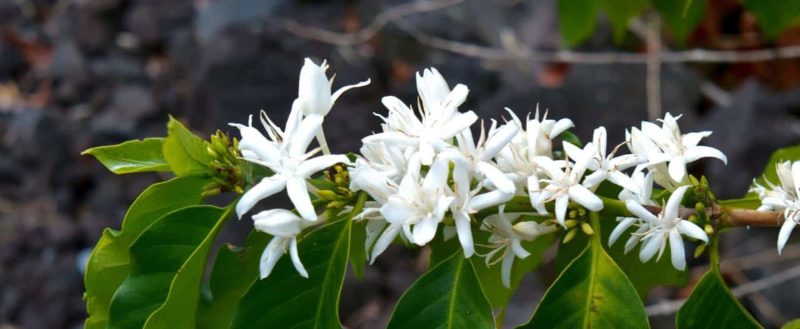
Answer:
[[727, 267, 787, 326], [645, 15, 662, 120], [280, 0, 464, 46]]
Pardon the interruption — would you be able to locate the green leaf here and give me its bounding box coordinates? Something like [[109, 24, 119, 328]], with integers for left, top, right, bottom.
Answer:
[[387, 253, 494, 329], [197, 230, 270, 329], [557, 0, 598, 47], [554, 215, 689, 299], [652, 0, 706, 45], [783, 319, 800, 329], [164, 116, 212, 176], [519, 230, 649, 328], [83, 176, 208, 329], [107, 204, 234, 329], [83, 138, 170, 174], [676, 240, 762, 329], [429, 227, 555, 311], [349, 219, 368, 278], [231, 218, 352, 328], [600, 0, 648, 43], [741, 0, 800, 39]]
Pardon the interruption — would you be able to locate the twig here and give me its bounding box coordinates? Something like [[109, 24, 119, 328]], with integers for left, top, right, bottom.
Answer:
[[280, 0, 464, 46], [645, 15, 662, 120], [727, 267, 787, 326]]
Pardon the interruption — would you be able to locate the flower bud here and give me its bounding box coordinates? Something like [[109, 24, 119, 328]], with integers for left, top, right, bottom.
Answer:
[[563, 228, 578, 244], [580, 222, 594, 236]]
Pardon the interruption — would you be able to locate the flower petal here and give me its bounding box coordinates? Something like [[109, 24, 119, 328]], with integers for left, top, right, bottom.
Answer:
[[668, 156, 687, 183], [555, 194, 569, 225], [259, 238, 285, 279], [287, 177, 316, 221], [639, 233, 664, 263], [668, 230, 686, 271], [676, 220, 708, 243], [778, 219, 797, 255], [609, 217, 637, 247], [370, 224, 401, 264], [289, 238, 309, 278], [664, 185, 690, 221], [236, 177, 286, 218], [501, 252, 515, 288], [253, 209, 303, 237], [412, 215, 440, 245], [331, 79, 371, 104], [684, 145, 727, 165], [625, 199, 658, 223], [568, 184, 603, 211], [298, 154, 349, 178], [477, 161, 515, 194], [288, 114, 323, 158], [454, 212, 475, 257]]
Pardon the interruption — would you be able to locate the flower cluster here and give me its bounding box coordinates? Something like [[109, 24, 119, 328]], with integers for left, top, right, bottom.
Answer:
[[231, 59, 730, 284], [752, 161, 800, 254]]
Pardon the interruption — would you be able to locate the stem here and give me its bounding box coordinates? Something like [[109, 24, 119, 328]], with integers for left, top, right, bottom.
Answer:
[[347, 191, 369, 221]]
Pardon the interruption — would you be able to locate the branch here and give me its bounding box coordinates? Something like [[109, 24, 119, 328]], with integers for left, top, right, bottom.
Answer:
[[279, 0, 464, 46], [398, 24, 800, 64]]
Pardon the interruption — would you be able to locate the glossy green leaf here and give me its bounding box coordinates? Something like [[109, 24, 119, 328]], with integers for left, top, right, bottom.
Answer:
[[557, 0, 598, 47], [83, 138, 170, 174], [652, 0, 706, 45], [83, 176, 207, 329], [741, 0, 800, 39], [107, 205, 233, 329], [554, 215, 689, 299], [675, 268, 762, 328], [676, 240, 761, 329], [231, 218, 352, 328], [429, 227, 555, 310], [349, 219, 368, 278], [197, 230, 270, 329], [387, 253, 494, 329], [600, 0, 648, 43], [163, 116, 212, 176], [782, 319, 800, 329], [519, 233, 649, 328]]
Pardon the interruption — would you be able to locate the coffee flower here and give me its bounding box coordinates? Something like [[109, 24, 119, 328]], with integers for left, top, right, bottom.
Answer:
[[230, 108, 349, 221], [627, 113, 727, 185], [296, 58, 370, 118], [567, 127, 644, 192], [253, 209, 312, 278], [752, 161, 800, 254], [481, 209, 556, 287], [531, 150, 604, 226], [622, 186, 708, 270], [363, 68, 478, 165]]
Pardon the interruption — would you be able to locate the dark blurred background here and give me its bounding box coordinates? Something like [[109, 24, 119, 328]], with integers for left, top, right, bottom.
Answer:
[[1, 0, 799, 328]]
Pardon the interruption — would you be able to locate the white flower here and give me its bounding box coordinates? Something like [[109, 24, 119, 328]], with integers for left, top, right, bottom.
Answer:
[[481, 209, 556, 288], [751, 161, 800, 254], [371, 157, 454, 261], [296, 58, 370, 117], [506, 106, 574, 158], [253, 209, 312, 278], [628, 113, 727, 184], [622, 185, 708, 270], [565, 127, 644, 192], [363, 68, 478, 165], [230, 109, 349, 221], [531, 149, 604, 226], [618, 167, 656, 207]]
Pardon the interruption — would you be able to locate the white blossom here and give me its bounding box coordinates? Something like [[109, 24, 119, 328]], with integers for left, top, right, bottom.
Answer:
[[751, 161, 800, 254], [252, 209, 312, 278], [566, 127, 644, 192], [296, 58, 370, 117], [370, 157, 454, 261], [230, 108, 348, 221], [363, 68, 478, 165], [627, 113, 727, 185], [481, 208, 556, 288], [621, 185, 708, 270], [531, 148, 604, 226]]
